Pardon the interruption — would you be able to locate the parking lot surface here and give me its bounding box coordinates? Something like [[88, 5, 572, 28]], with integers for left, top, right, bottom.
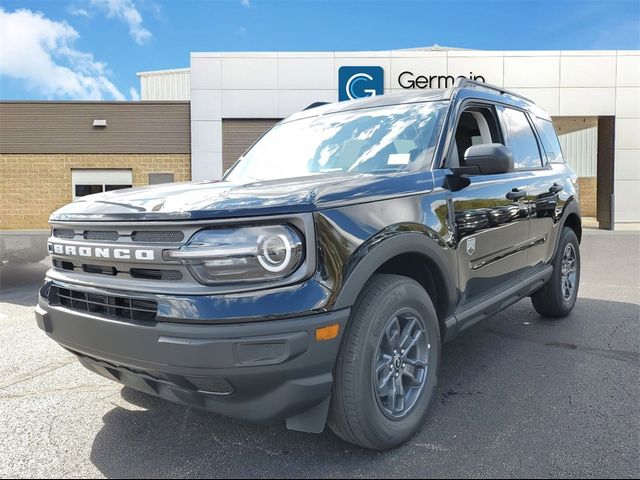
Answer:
[[0, 230, 638, 478]]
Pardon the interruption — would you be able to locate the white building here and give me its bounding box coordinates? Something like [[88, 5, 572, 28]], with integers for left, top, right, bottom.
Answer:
[[138, 46, 640, 226]]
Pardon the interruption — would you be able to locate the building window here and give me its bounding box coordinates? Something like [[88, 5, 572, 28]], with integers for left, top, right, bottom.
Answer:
[[148, 173, 174, 185], [72, 169, 133, 199]]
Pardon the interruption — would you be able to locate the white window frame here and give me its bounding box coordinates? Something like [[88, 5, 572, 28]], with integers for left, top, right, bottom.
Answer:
[[71, 169, 133, 199]]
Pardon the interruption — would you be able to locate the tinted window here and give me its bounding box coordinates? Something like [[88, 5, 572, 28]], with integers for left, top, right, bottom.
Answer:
[[452, 108, 500, 167], [104, 184, 132, 192], [75, 185, 103, 197], [75, 184, 131, 197], [534, 117, 564, 163], [502, 108, 543, 169], [72, 169, 133, 199]]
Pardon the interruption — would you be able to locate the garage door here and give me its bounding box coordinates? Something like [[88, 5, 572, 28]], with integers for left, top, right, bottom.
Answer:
[[222, 119, 281, 173]]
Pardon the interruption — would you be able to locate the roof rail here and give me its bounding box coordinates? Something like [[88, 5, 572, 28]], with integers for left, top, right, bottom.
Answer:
[[450, 78, 534, 103], [303, 101, 330, 111]]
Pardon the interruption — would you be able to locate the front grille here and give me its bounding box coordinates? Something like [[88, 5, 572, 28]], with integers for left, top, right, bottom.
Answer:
[[53, 229, 185, 243], [50, 224, 194, 287], [50, 286, 157, 323], [52, 260, 183, 281]]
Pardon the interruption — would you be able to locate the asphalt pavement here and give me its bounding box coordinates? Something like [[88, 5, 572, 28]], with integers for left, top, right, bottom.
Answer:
[[0, 230, 638, 478]]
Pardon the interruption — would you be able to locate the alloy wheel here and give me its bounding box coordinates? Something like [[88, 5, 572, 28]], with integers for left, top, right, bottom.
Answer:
[[372, 308, 429, 419], [561, 243, 577, 301]]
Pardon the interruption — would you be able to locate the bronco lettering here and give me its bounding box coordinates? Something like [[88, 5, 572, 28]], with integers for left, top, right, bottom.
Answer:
[[47, 242, 155, 261]]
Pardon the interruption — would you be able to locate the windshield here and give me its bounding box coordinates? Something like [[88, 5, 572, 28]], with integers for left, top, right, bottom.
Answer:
[[224, 101, 447, 182]]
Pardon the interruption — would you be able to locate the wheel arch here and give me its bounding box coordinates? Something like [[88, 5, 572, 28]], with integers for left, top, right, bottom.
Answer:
[[552, 199, 582, 259], [563, 211, 582, 243], [332, 231, 458, 337]]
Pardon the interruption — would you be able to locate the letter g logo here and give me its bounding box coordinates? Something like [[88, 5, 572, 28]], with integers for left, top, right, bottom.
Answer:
[[338, 66, 384, 102]]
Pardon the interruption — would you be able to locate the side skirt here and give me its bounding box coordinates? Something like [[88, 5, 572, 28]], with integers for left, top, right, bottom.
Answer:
[[443, 264, 553, 342]]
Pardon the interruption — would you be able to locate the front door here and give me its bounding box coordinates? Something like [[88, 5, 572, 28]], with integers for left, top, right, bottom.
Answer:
[[447, 106, 530, 305], [452, 173, 530, 305]]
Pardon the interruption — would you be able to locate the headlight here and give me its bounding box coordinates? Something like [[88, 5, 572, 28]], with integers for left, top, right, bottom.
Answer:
[[165, 225, 304, 285]]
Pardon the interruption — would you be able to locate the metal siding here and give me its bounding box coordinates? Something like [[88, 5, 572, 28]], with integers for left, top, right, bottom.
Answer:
[[222, 119, 281, 172], [139, 69, 190, 101], [0, 102, 190, 154], [557, 125, 598, 177]]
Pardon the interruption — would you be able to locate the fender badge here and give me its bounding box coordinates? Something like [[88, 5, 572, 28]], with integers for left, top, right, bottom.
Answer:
[[466, 238, 476, 256]]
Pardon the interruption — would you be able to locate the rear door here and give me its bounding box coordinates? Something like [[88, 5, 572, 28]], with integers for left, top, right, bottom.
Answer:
[[528, 116, 568, 265], [499, 107, 560, 268]]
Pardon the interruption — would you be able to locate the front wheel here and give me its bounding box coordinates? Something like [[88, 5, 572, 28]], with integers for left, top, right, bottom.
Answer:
[[328, 274, 440, 450], [531, 227, 581, 318]]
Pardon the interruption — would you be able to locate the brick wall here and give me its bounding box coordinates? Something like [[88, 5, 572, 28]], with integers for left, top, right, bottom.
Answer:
[[0, 153, 600, 229], [0, 154, 191, 230], [578, 177, 597, 218]]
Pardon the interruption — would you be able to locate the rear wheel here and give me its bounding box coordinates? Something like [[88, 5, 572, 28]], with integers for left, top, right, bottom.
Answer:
[[328, 274, 440, 450], [531, 227, 580, 318]]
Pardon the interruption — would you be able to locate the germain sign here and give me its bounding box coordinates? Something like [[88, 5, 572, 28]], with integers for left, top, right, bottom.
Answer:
[[338, 67, 487, 101], [338, 66, 385, 101], [397, 71, 486, 89]]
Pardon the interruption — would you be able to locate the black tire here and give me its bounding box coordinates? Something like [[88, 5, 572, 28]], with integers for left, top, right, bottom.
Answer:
[[531, 227, 580, 318], [328, 274, 440, 450]]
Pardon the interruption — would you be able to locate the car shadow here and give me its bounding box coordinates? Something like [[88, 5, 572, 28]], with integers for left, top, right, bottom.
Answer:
[[0, 260, 50, 307], [88, 296, 639, 478], [90, 387, 382, 478]]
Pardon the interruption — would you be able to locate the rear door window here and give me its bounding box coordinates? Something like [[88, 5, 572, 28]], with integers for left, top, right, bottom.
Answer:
[[501, 108, 544, 170], [534, 117, 565, 163]]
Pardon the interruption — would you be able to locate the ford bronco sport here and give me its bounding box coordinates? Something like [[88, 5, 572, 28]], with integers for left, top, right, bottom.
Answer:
[[36, 79, 581, 450]]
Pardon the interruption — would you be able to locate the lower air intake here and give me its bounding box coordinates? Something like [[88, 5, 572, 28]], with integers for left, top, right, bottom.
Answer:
[[50, 286, 157, 323]]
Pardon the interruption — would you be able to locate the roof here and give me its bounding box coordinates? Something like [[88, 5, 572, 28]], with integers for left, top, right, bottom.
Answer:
[[394, 44, 472, 51], [284, 90, 446, 123], [284, 80, 550, 123], [136, 67, 190, 77]]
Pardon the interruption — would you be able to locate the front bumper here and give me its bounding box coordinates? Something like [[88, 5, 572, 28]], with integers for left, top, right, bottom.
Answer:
[[35, 290, 349, 431]]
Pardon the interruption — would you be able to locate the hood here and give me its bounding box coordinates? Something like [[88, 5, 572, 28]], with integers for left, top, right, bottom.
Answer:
[[50, 172, 435, 222]]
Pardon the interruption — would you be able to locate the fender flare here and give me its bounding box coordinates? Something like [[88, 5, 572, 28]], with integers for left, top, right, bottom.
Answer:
[[551, 199, 582, 258], [332, 232, 457, 316]]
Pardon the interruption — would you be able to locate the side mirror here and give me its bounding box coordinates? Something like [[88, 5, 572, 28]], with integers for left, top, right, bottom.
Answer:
[[463, 143, 514, 175]]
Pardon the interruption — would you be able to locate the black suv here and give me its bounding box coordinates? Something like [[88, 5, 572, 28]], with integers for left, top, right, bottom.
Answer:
[[36, 79, 581, 450]]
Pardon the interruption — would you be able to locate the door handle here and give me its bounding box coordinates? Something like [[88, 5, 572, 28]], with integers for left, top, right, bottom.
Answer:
[[549, 183, 564, 194], [506, 188, 526, 201]]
